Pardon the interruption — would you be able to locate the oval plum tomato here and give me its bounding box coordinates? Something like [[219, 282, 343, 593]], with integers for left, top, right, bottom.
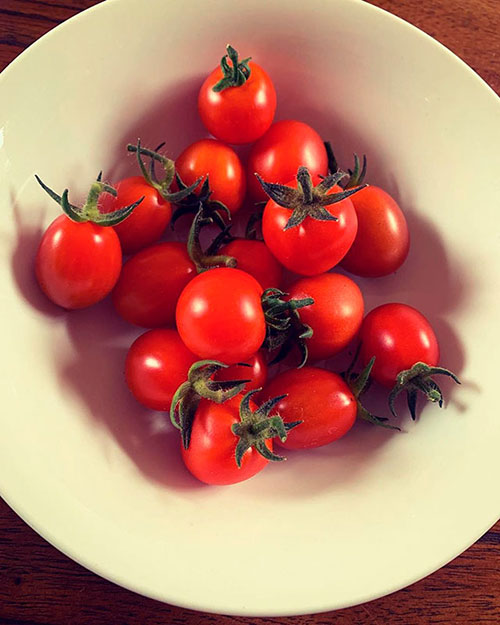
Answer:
[[261, 168, 359, 275], [100, 176, 171, 255], [359, 303, 439, 388], [214, 351, 268, 391], [176, 268, 265, 365], [198, 45, 276, 145], [36, 215, 122, 309], [125, 329, 197, 411], [260, 367, 357, 449], [219, 239, 282, 290], [288, 273, 364, 361], [175, 139, 246, 215], [113, 242, 195, 328], [247, 120, 328, 202], [341, 186, 410, 277]]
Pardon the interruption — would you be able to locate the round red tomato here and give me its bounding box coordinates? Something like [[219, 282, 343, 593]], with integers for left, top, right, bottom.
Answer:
[[198, 45, 276, 145], [247, 120, 328, 202], [260, 367, 357, 449], [214, 351, 268, 391], [341, 186, 410, 277], [125, 329, 197, 411], [219, 239, 282, 290], [288, 273, 364, 361], [175, 139, 246, 215], [262, 175, 358, 276], [36, 214, 122, 309], [181, 393, 271, 485], [113, 242, 195, 328], [100, 176, 171, 255], [359, 303, 440, 387], [176, 268, 265, 365]]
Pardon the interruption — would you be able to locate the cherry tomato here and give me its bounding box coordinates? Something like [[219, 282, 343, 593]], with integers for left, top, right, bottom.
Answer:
[[198, 45, 276, 145], [219, 239, 282, 290], [214, 351, 268, 391], [175, 139, 246, 215], [125, 329, 197, 411], [247, 120, 328, 202], [359, 303, 440, 387], [341, 186, 410, 277], [99, 176, 171, 255], [113, 242, 195, 328], [36, 214, 122, 309], [261, 367, 357, 449], [262, 175, 358, 276], [181, 394, 271, 485], [288, 273, 364, 361], [176, 268, 265, 365]]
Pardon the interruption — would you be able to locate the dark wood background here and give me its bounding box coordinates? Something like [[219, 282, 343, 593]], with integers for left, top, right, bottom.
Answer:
[[1, 1, 499, 623]]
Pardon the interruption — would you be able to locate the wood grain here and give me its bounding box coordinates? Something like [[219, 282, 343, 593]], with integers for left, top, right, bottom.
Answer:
[[1, 1, 499, 624]]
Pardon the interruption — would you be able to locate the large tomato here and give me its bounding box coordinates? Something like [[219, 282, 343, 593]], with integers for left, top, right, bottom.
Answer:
[[287, 273, 364, 361], [113, 242, 195, 328], [176, 268, 265, 365], [198, 45, 276, 145], [219, 239, 282, 290], [247, 120, 328, 202], [260, 367, 357, 449]]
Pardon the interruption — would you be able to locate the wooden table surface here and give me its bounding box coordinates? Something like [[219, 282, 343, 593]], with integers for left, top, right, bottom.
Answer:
[[1, 1, 499, 623]]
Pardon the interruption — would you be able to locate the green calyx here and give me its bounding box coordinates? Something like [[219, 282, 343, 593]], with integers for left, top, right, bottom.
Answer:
[[324, 141, 367, 189], [256, 166, 366, 230], [170, 360, 250, 450], [127, 139, 202, 203], [262, 288, 314, 368], [231, 389, 301, 467], [212, 44, 251, 92], [171, 174, 231, 230], [187, 204, 237, 273], [388, 362, 461, 420], [35, 172, 143, 226]]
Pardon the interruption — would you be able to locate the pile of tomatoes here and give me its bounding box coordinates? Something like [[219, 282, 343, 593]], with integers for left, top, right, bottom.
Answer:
[[34, 45, 459, 485]]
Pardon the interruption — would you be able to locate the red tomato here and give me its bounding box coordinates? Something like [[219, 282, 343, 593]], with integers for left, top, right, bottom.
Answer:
[[175, 139, 246, 215], [359, 303, 440, 387], [198, 46, 276, 145], [247, 120, 328, 202], [262, 176, 358, 276], [35, 214, 122, 309], [288, 273, 364, 361], [176, 268, 265, 365], [113, 242, 195, 328], [341, 186, 410, 277], [181, 394, 271, 485], [99, 176, 171, 255], [214, 351, 268, 391], [260, 367, 357, 449], [125, 329, 197, 411], [219, 239, 282, 290]]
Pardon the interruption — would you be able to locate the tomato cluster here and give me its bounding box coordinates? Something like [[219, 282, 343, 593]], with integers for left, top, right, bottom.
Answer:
[[34, 45, 459, 486]]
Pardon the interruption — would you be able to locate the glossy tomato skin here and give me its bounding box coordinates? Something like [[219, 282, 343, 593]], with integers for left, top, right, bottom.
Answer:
[[198, 62, 276, 145], [99, 176, 171, 255], [219, 239, 282, 290], [125, 329, 197, 411], [175, 139, 246, 214], [260, 367, 357, 449], [341, 186, 410, 277], [288, 273, 364, 361], [112, 242, 195, 328], [359, 303, 440, 387], [176, 268, 265, 365], [181, 394, 271, 485], [35, 214, 122, 309], [247, 120, 328, 202], [214, 351, 268, 391], [262, 178, 358, 276]]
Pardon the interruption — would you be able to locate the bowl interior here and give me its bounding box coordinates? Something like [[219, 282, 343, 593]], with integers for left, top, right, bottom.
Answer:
[[1, 0, 499, 616]]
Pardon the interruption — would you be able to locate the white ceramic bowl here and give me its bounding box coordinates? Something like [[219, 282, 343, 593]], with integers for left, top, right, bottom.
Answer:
[[1, 0, 499, 616]]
